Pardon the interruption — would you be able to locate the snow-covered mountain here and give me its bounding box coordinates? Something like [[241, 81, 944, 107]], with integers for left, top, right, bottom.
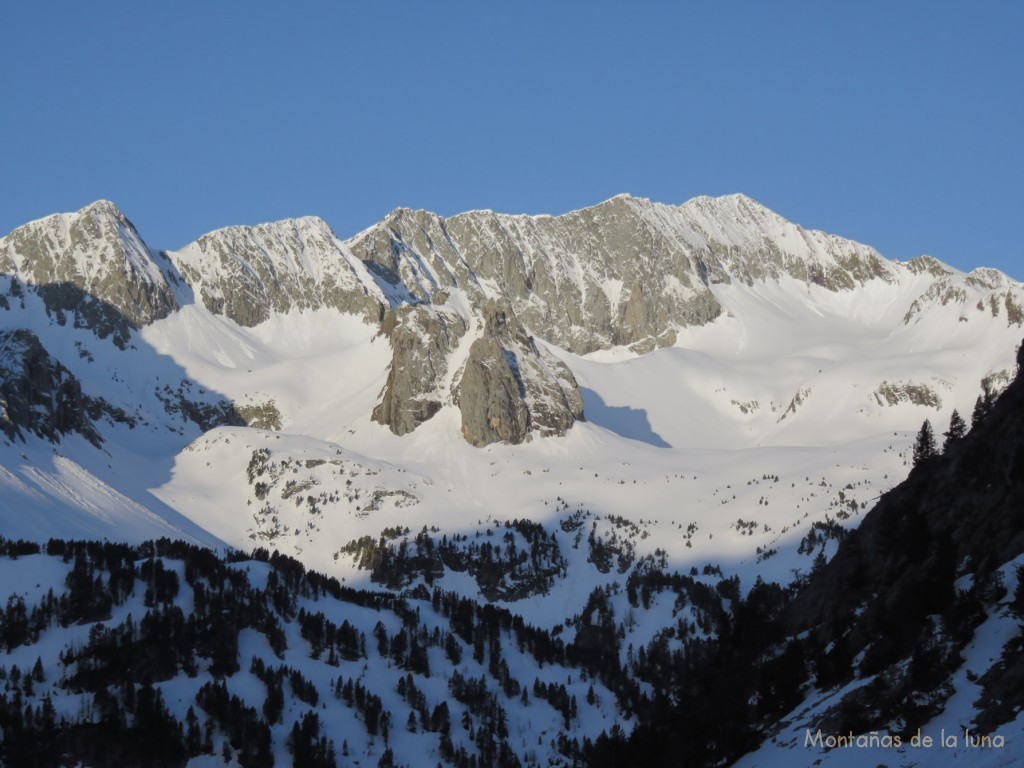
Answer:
[[1, 194, 1019, 557], [1, 194, 1023, 766]]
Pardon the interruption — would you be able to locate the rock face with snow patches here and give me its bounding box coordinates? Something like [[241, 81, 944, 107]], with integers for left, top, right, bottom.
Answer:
[[372, 303, 469, 436], [2, 192, 1024, 541], [1, 192, 1023, 457], [371, 296, 584, 444], [345, 194, 917, 355], [6, 195, 1024, 362], [167, 217, 387, 326], [0, 328, 107, 445], [455, 298, 584, 446], [0, 200, 180, 348]]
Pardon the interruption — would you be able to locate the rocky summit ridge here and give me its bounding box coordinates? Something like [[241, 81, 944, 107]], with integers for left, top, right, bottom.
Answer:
[[2, 194, 1023, 447], [0, 200, 182, 348]]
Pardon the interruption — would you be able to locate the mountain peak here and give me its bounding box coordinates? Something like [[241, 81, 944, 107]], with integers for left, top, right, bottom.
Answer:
[[193, 214, 337, 246], [682, 192, 781, 221], [77, 198, 125, 219], [0, 199, 177, 341], [904, 255, 954, 277], [578, 192, 651, 214], [168, 213, 384, 328], [71, 199, 145, 238], [966, 266, 1014, 291], [718, 191, 765, 205], [602, 192, 643, 205]]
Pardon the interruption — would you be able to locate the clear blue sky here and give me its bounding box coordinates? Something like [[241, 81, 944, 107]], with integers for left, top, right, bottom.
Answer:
[[2, 2, 1021, 278]]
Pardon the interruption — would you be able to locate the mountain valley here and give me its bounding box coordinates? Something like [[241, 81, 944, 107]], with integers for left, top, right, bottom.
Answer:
[[1, 194, 1022, 766]]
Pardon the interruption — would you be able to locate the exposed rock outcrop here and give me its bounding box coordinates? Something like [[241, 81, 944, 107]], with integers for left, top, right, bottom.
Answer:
[[455, 299, 584, 446], [872, 380, 943, 409], [457, 335, 531, 446], [372, 304, 469, 435], [352, 195, 731, 354], [7, 195, 1024, 452], [0, 329, 109, 445], [372, 298, 584, 446], [167, 217, 386, 327], [346, 194, 906, 354], [348, 208, 479, 304], [0, 201, 180, 347]]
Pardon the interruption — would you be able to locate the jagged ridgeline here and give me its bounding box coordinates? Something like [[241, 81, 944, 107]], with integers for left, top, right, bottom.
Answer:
[[4, 194, 1022, 447]]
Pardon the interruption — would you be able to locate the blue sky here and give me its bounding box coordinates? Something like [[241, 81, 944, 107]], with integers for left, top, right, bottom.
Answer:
[[2, 2, 1021, 278]]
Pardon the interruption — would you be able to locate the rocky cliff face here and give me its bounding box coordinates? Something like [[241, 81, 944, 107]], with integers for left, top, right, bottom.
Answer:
[[0, 329, 109, 445], [371, 303, 469, 436], [163, 193, 1022, 357], [167, 217, 387, 327], [349, 195, 726, 354], [371, 297, 584, 445], [345, 194, 906, 354], [7, 195, 1022, 358], [456, 334, 531, 446], [455, 299, 584, 446], [348, 194, 1024, 368], [5, 194, 1024, 448], [0, 201, 180, 348], [347, 208, 481, 305]]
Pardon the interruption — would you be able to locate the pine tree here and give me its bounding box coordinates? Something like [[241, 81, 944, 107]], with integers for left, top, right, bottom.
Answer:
[[971, 395, 985, 426], [912, 419, 937, 466], [811, 550, 827, 575], [972, 384, 995, 426], [943, 409, 966, 450]]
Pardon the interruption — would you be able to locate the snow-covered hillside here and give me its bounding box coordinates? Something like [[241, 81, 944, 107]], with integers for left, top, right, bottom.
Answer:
[[0, 539, 620, 767]]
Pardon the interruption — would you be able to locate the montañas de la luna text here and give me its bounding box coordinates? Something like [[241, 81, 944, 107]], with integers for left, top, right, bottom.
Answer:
[[804, 728, 1006, 750]]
